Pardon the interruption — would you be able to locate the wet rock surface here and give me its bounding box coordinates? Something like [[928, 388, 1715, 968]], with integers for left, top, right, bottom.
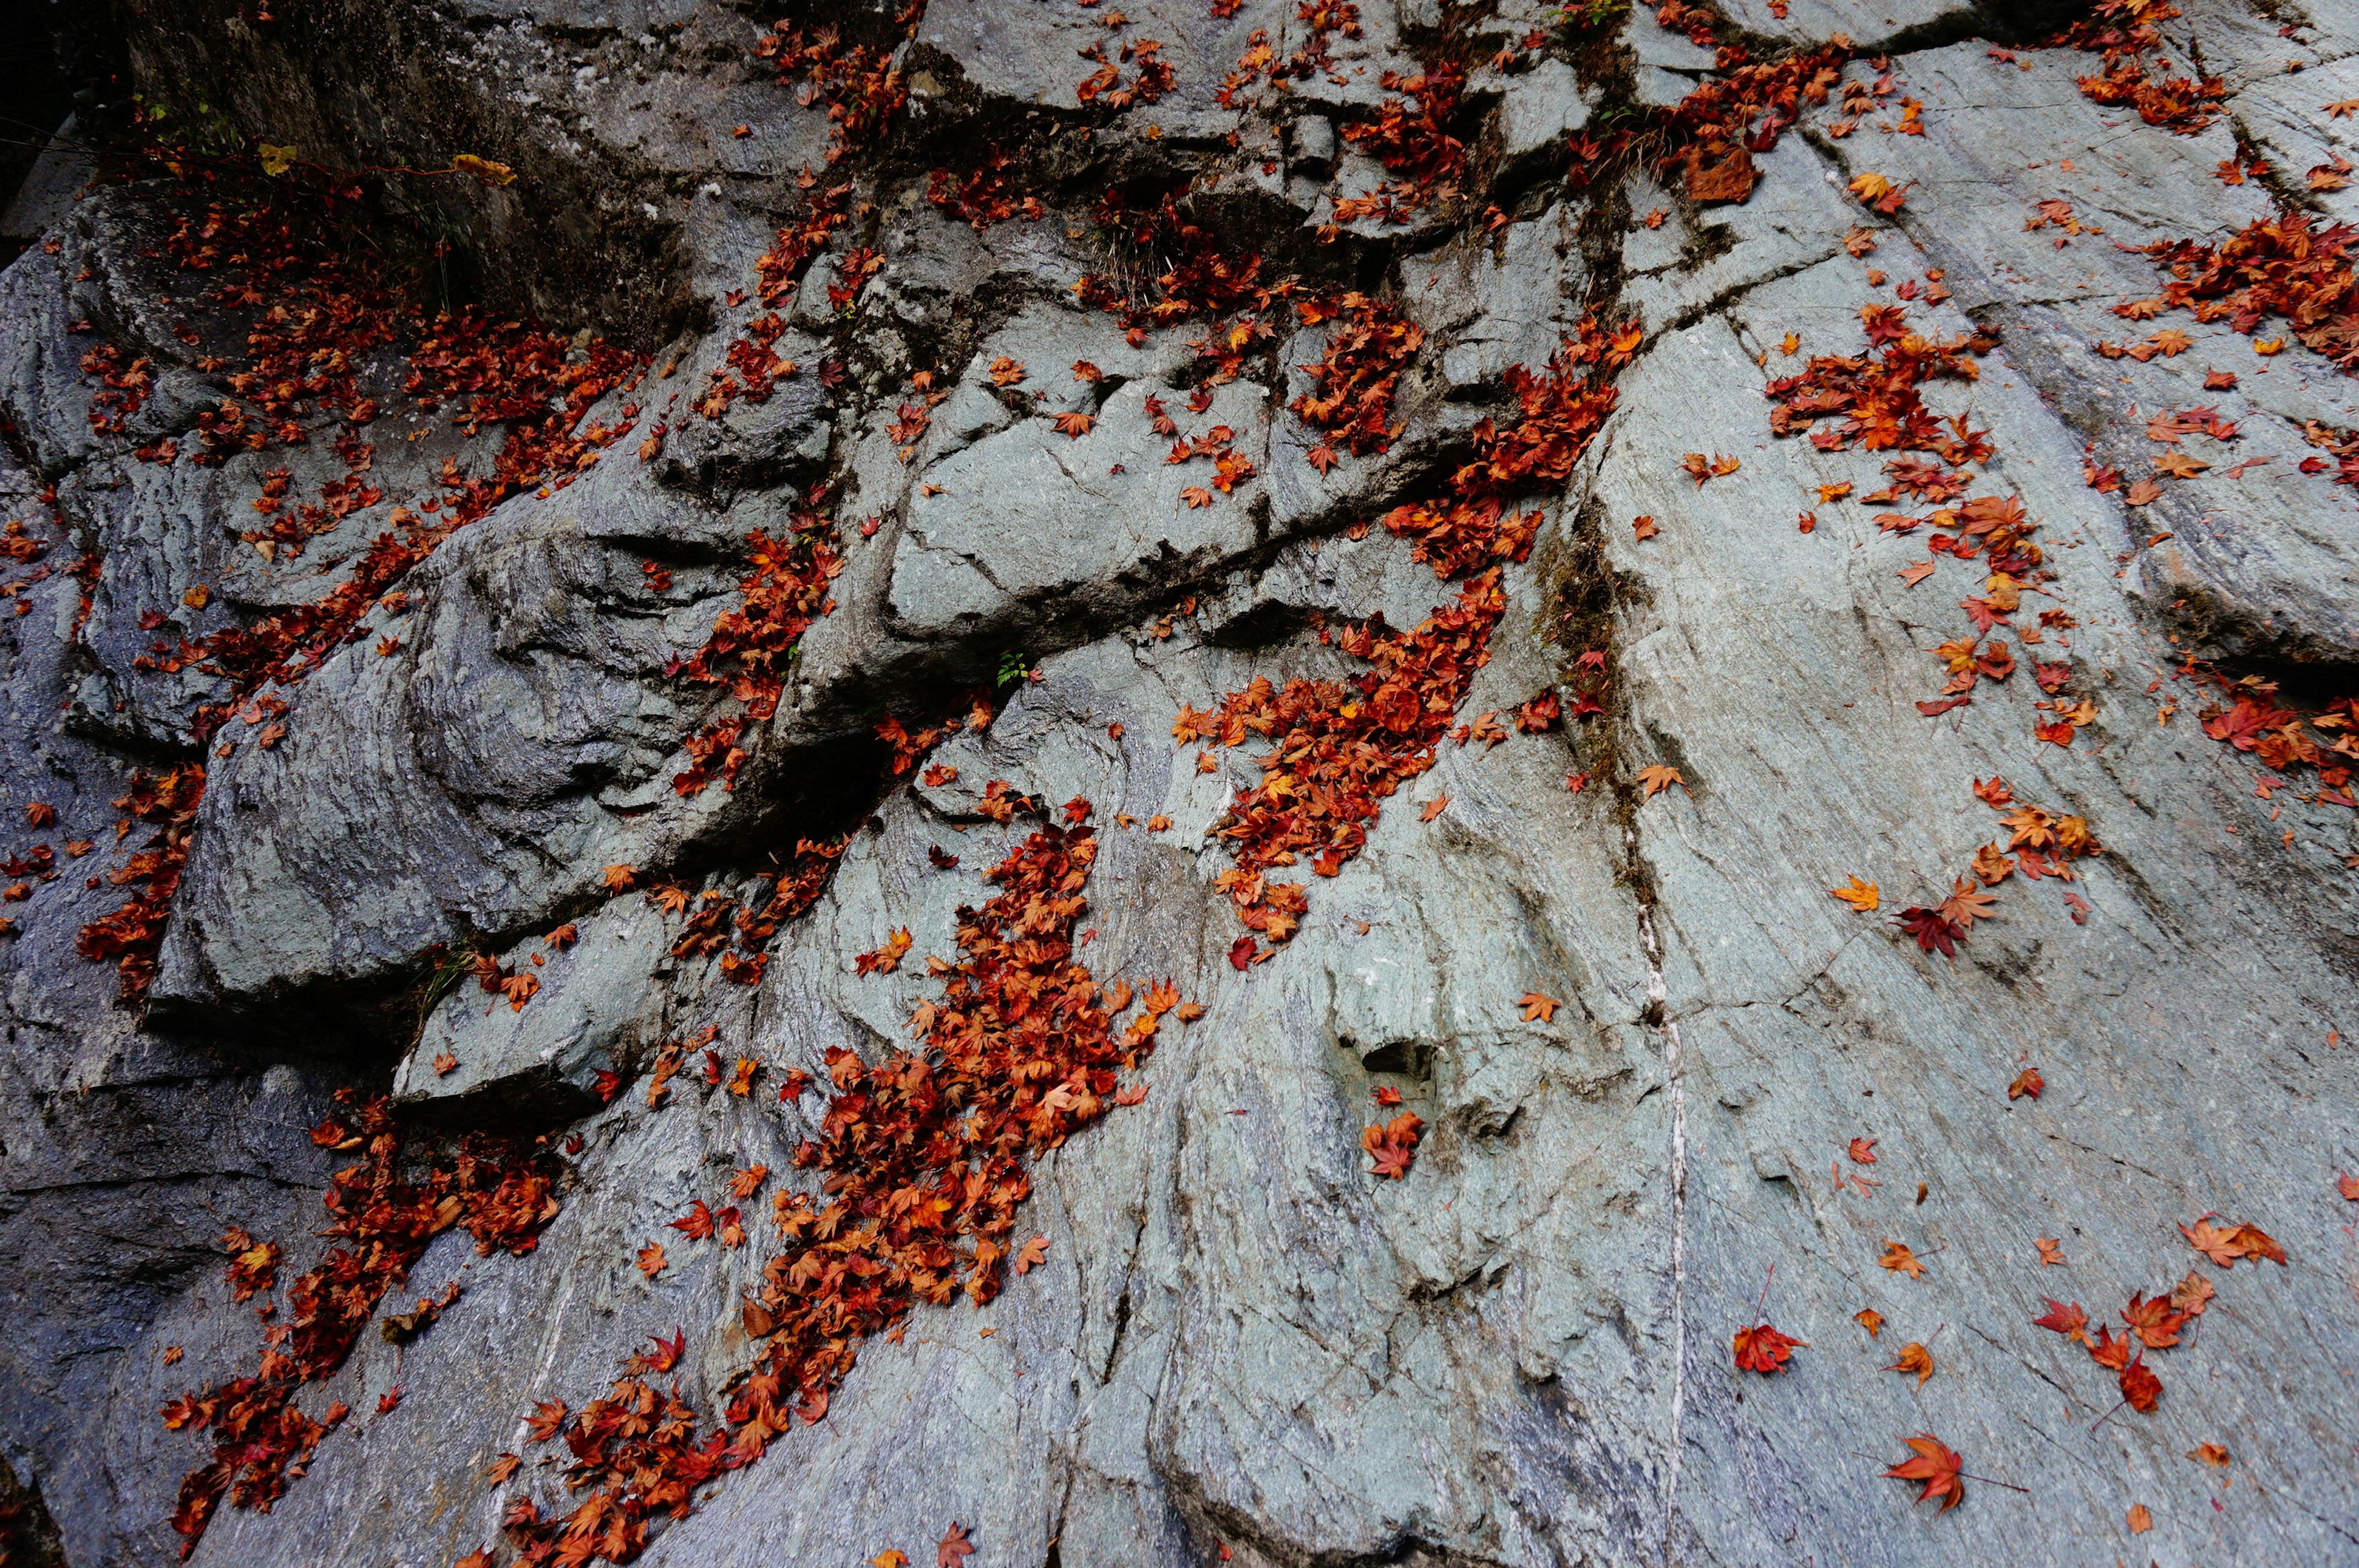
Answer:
[[2, 2, 2357, 1567]]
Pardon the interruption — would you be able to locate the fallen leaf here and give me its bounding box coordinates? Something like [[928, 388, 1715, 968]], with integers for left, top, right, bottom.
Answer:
[[1732, 1321, 1807, 1373], [432, 1050, 458, 1077], [1884, 1433, 1965, 1513], [1855, 1308, 1885, 1338], [2189, 1441, 2229, 1467], [2007, 1066, 2043, 1099], [2119, 1355, 2162, 1413], [939, 1522, 975, 1568], [2128, 1504, 2153, 1535], [1637, 764, 1686, 799], [1051, 410, 1095, 438], [2035, 1236, 2065, 1266], [988, 357, 1026, 386], [2154, 451, 2209, 479], [1879, 1240, 1927, 1279], [1899, 561, 1936, 587], [1012, 1235, 1049, 1274], [2033, 1298, 2089, 1344], [1180, 485, 1213, 508], [1848, 1137, 1878, 1164], [1420, 795, 1450, 822], [1519, 991, 1560, 1022], [1632, 514, 1660, 540], [1887, 1341, 1935, 1384]]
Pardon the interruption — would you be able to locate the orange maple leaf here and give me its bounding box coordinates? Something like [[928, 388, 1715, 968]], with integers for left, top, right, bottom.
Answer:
[[1885, 1341, 1935, 1384], [1519, 991, 1560, 1022], [1854, 1308, 1884, 1338], [1637, 764, 1686, 799], [1051, 410, 1095, 438], [1878, 1240, 1927, 1278], [1420, 795, 1450, 822]]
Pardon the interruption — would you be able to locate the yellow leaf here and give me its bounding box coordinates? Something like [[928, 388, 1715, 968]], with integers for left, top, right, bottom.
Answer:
[[1847, 171, 1893, 201], [2254, 337, 2286, 356], [258, 143, 297, 176], [453, 152, 518, 187], [1829, 876, 1879, 912]]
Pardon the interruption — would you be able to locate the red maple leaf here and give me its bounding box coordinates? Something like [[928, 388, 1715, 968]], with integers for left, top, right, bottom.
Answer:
[[1732, 1322, 1807, 1373]]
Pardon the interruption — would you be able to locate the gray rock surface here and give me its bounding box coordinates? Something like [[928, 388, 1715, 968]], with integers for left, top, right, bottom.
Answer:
[[3, 3, 2358, 1567]]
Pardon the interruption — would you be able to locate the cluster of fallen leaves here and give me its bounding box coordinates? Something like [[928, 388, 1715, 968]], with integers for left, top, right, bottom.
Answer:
[[163, 1091, 560, 1552], [2051, 0, 2226, 135], [1330, 64, 1466, 229], [2030, 1214, 2281, 1424], [1662, 41, 1855, 205], [2135, 211, 2359, 374], [500, 807, 1195, 1562], [1213, 2, 1362, 111], [925, 146, 1047, 231], [1075, 12, 1175, 111], [753, 18, 909, 160], [667, 519, 844, 798], [1177, 319, 1630, 964], [2187, 668, 2358, 807], [1886, 779, 2102, 960], [1075, 185, 1292, 353], [1288, 292, 1423, 468], [1766, 305, 2098, 748], [73, 184, 644, 995]]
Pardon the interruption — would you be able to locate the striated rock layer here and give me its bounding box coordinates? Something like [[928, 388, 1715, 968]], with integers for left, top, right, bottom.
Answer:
[[1, 1, 2356, 1565]]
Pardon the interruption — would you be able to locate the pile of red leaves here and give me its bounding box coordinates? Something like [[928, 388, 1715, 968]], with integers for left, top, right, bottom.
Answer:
[[69, 764, 205, 995], [2190, 670, 2358, 806], [2138, 213, 2359, 373], [1766, 305, 1997, 454], [164, 1091, 561, 1554], [504, 811, 1187, 1563], [1180, 319, 1630, 956], [667, 521, 843, 798], [1331, 64, 1466, 228], [1288, 292, 1423, 466], [753, 21, 909, 162], [1660, 41, 1852, 203], [2052, 0, 2224, 135], [1076, 187, 1291, 335], [925, 147, 1046, 231]]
